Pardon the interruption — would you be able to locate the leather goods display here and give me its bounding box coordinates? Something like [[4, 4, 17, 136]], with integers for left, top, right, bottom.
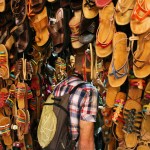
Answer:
[[0, 0, 149, 150]]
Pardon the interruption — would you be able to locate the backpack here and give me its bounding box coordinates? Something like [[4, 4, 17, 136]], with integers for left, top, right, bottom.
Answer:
[[37, 82, 86, 150]]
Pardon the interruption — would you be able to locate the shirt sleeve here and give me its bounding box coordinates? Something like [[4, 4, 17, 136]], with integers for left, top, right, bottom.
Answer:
[[80, 88, 98, 122]]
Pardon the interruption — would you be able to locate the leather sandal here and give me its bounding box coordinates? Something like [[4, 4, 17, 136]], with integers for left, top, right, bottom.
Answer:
[[128, 78, 146, 102], [112, 92, 126, 125], [123, 99, 142, 149], [29, 7, 49, 46], [0, 44, 9, 79], [115, 0, 136, 25], [16, 82, 27, 109], [27, 0, 46, 15], [11, 0, 27, 25], [108, 32, 129, 87], [96, 2, 115, 58], [0, 88, 9, 108], [105, 85, 120, 108], [69, 10, 84, 49], [0, 112, 12, 146], [82, 0, 99, 19], [95, 0, 112, 8], [79, 11, 98, 44], [48, 8, 64, 53], [0, 0, 5, 12], [130, 0, 150, 34], [101, 107, 113, 127], [16, 109, 27, 140], [133, 31, 150, 78]]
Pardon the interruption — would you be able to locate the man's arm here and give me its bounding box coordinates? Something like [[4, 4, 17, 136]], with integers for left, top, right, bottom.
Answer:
[[78, 120, 95, 150]]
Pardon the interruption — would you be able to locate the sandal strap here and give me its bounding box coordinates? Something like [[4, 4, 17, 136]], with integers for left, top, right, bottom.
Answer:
[[131, 0, 150, 21], [84, 0, 95, 9]]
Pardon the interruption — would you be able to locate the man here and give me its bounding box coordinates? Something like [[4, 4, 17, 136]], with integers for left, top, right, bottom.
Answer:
[[53, 53, 98, 150]]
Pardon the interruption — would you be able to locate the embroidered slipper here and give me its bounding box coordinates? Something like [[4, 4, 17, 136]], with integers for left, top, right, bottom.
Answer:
[[108, 32, 129, 87], [29, 7, 49, 46], [128, 78, 146, 102], [133, 31, 150, 78], [16, 82, 27, 109], [123, 99, 142, 149], [105, 85, 120, 108], [0, 0, 5, 12], [82, 0, 99, 19], [115, 0, 136, 25], [0, 44, 9, 79], [16, 109, 27, 140], [96, 2, 115, 58], [130, 0, 150, 34], [95, 0, 112, 8], [0, 112, 12, 146], [69, 10, 84, 49]]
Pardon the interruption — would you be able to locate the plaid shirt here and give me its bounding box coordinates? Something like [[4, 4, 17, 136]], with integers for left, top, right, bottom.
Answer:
[[53, 75, 98, 140]]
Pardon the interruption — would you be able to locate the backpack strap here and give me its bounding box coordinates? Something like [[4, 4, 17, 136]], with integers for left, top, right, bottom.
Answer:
[[69, 82, 87, 95]]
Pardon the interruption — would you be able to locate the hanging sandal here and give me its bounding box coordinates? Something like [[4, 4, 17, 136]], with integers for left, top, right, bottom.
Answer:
[[69, 10, 84, 49], [128, 78, 146, 103], [0, 88, 9, 108], [115, 0, 136, 25], [137, 140, 150, 150], [105, 85, 120, 108], [0, 112, 12, 146], [133, 31, 150, 78], [82, 0, 99, 19], [29, 7, 49, 46], [130, 0, 150, 34], [108, 32, 130, 87], [112, 92, 126, 125], [11, 0, 27, 26], [16, 109, 27, 140], [96, 2, 116, 58], [0, 44, 9, 79], [16, 82, 27, 109], [123, 99, 142, 149]]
